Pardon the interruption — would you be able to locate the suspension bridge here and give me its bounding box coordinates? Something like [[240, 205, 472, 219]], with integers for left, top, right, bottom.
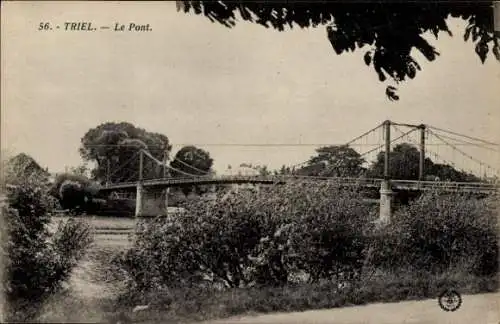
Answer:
[[97, 120, 500, 221]]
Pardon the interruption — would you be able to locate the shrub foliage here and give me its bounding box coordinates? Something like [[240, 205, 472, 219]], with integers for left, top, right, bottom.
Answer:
[[117, 183, 498, 304], [370, 191, 498, 276], [2, 175, 93, 321], [49, 173, 101, 213], [118, 182, 376, 295]]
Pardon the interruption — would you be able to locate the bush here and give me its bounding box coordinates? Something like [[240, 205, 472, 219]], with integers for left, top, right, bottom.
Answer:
[[49, 173, 101, 213], [2, 177, 93, 321], [111, 185, 498, 322], [370, 191, 498, 276], [117, 182, 377, 297]]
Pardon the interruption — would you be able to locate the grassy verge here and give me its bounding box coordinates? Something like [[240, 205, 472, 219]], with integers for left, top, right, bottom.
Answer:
[[28, 233, 498, 324], [111, 271, 498, 324]]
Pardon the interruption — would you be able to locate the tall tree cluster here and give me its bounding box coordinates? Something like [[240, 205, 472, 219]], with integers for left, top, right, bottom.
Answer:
[[80, 122, 172, 184], [77, 122, 480, 189], [295, 143, 480, 182], [79, 122, 214, 185], [305, 145, 366, 177], [367, 143, 480, 181]]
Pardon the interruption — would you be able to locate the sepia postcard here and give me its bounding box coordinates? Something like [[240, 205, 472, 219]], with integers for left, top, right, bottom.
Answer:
[[1, 1, 499, 323]]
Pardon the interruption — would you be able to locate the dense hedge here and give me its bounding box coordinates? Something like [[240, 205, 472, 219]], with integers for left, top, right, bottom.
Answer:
[[370, 192, 498, 276], [117, 183, 376, 294], [115, 183, 498, 303]]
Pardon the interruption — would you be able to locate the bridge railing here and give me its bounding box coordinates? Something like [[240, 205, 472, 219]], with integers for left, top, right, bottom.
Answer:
[[391, 180, 499, 192], [101, 175, 382, 186], [100, 175, 499, 193]]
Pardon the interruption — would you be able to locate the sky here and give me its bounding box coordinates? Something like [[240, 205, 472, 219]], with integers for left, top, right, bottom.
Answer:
[[2, 2, 500, 176]]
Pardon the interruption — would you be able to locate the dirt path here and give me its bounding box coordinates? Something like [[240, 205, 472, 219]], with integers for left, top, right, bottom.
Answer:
[[68, 239, 130, 299], [34, 216, 135, 322], [50, 216, 134, 300], [196, 293, 499, 324]]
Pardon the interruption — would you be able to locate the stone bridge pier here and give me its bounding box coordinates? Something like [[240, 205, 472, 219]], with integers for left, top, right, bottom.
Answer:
[[379, 180, 393, 224], [135, 184, 167, 217]]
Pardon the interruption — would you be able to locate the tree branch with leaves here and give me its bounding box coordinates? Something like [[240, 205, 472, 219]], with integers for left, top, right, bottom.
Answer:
[[177, 1, 499, 101]]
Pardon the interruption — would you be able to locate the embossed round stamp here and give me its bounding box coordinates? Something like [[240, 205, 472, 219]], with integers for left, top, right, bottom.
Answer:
[[438, 289, 462, 312]]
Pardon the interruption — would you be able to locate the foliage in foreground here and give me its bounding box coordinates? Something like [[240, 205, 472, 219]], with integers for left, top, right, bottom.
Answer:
[[177, 1, 500, 101], [115, 183, 498, 311], [2, 176, 93, 321], [112, 270, 497, 324], [117, 183, 375, 294], [370, 192, 498, 276]]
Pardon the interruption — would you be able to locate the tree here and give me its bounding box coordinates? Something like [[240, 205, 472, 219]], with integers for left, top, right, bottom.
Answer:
[[177, 1, 500, 100], [238, 163, 271, 176], [79, 122, 172, 184], [298, 145, 365, 177], [170, 146, 214, 196], [49, 173, 101, 213], [69, 163, 90, 177], [428, 162, 480, 182], [368, 143, 480, 181], [274, 165, 293, 176], [3, 153, 50, 185], [369, 143, 429, 180], [169, 145, 213, 177], [255, 165, 271, 176]]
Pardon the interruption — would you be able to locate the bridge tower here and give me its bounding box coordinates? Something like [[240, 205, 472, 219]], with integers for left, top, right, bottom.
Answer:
[[379, 121, 427, 223], [135, 150, 144, 217], [379, 120, 393, 224], [418, 124, 426, 181], [163, 150, 170, 216]]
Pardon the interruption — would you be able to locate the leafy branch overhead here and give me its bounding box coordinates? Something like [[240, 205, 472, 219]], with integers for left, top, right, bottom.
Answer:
[[177, 1, 500, 101]]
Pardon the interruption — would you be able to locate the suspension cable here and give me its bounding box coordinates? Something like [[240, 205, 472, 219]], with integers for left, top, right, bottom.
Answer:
[[107, 151, 140, 180], [121, 169, 140, 183], [359, 127, 418, 158], [345, 122, 384, 146], [428, 125, 499, 147], [286, 123, 384, 171], [163, 163, 199, 178], [427, 129, 500, 153], [141, 149, 200, 177], [428, 129, 499, 175], [393, 125, 463, 172], [171, 156, 211, 175]]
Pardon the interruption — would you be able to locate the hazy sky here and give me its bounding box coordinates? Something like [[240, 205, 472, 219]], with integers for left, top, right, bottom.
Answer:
[[2, 2, 499, 176]]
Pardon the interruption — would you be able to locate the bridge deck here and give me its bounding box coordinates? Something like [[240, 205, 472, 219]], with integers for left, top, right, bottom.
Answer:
[[99, 176, 499, 194]]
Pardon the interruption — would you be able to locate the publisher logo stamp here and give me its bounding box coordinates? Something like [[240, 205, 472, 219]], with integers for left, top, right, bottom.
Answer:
[[438, 289, 462, 312]]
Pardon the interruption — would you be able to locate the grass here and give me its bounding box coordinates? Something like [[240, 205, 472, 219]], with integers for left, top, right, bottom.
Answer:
[[51, 215, 137, 229], [109, 270, 498, 324]]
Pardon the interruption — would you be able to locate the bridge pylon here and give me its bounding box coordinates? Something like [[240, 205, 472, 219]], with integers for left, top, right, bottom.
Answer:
[[379, 120, 394, 224], [379, 180, 393, 225], [135, 150, 144, 217], [135, 183, 144, 217]]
